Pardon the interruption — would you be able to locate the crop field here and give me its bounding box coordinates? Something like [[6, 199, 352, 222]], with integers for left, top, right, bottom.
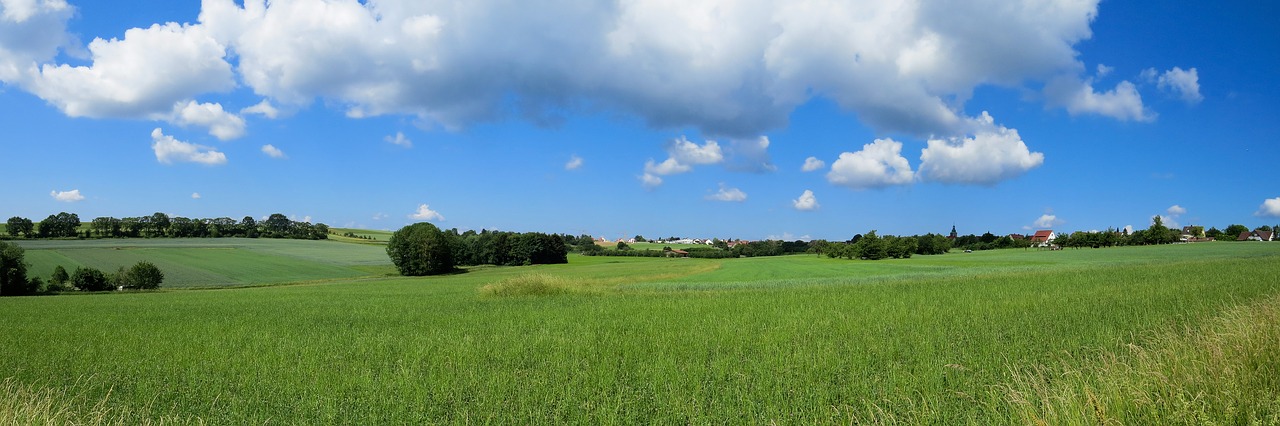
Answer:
[[1, 242, 1279, 424], [13, 238, 394, 288]]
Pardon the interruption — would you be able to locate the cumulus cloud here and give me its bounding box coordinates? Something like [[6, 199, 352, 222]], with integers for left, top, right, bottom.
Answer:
[[1255, 197, 1280, 218], [385, 131, 412, 148], [801, 156, 825, 172], [1154, 67, 1202, 104], [10, 0, 1133, 141], [150, 128, 226, 165], [564, 154, 583, 170], [240, 99, 279, 118], [24, 21, 234, 119], [793, 189, 819, 211], [641, 136, 724, 186], [1044, 75, 1154, 122], [1034, 214, 1062, 228], [49, 188, 83, 202], [1160, 204, 1186, 227], [1166, 205, 1186, 216], [917, 112, 1044, 185], [261, 144, 286, 159], [706, 184, 747, 202], [0, 0, 74, 83], [409, 203, 444, 221], [169, 100, 245, 140], [191, 192, 201, 199], [826, 138, 914, 189]]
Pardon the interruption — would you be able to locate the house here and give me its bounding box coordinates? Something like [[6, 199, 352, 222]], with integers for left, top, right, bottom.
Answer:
[[1030, 230, 1056, 247], [1238, 229, 1275, 241], [1008, 233, 1026, 240]]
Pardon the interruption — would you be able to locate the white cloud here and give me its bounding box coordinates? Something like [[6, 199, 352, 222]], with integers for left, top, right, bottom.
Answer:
[[169, 100, 245, 140], [706, 184, 747, 202], [917, 112, 1044, 185], [240, 99, 279, 119], [564, 154, 583, 170], [261, 144, 286, 159], [1158, 215, 1180, 228], [826, 138, 914, 189], [639, 173, 663, 189], [0, 0, 73, 83], [191, 192, 201, 199], [801, 156, 826, 172], [302, 215, 311, 223], [1034, 214, 1062, 228], [640, 136, 724, 186], [1123, 225, 1133, 234], [1166, 205, 1186, 216], [150, 128, 226, 165], [49, 188, 83, 202], [409, 204, 444, 221], [385, 131, 412, 148], [1095, 64, 1113, 78], [9, 1, 1134, 142], [1044, 75, 1154, 122], [793, 189, 819, 211], [1155, 67, 1202, 104], [372, 212, 388, 220], [1255, 197, 1280, 218], [24, 21, 234, 119]]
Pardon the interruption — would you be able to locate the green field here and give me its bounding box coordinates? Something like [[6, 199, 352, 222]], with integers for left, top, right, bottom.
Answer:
[[2, 241, 1279, 423], [13, 238, 394, 288]]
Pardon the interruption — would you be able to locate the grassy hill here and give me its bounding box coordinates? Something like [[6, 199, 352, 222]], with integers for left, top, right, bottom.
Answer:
[[1, 242, 1278, 423], [14, 238, 394, 288]]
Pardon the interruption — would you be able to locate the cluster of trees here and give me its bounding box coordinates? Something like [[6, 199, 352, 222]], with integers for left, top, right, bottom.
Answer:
[[387, 223, 569, 276], [817, 231, 944, 260], [0, 241, 163, 296], [6, 213, 329, 240]]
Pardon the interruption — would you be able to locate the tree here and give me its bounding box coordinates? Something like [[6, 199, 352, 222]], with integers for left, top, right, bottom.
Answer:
[[1223, 224, 1248, 240], [71, 267, 111, 291], [264, 213, 291, 237], [386, 222, 456, 276], [148, 212, 170, 237], [633, 235, 647, 242], [47, 265, 70, 292], [128, 261, 164, 289], [616, 241, 630, 251], [6, 217, 33, 237], [1, 241, 34, 296]]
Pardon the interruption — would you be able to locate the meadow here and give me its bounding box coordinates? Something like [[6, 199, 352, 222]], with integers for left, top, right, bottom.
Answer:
[[1, 241, 1278, 424]]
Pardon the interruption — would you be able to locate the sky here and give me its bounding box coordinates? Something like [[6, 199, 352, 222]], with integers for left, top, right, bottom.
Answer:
[[1, 0, 1278, 241]]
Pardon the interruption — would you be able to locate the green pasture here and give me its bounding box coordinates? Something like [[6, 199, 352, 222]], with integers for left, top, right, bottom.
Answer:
[[330, 227, 395, 242], [1, 243, 1279, 423], [14, 238, 393, 288]]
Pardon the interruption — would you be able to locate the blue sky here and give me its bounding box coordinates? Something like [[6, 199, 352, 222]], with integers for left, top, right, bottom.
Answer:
[[2, 0, 1278, 240]]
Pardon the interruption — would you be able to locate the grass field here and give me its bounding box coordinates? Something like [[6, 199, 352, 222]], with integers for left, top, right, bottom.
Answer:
[[1, 242, 1278, 423], [13, 238, 394, 288]]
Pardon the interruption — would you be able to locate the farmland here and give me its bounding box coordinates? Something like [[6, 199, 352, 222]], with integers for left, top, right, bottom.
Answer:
[[1, 240, 1279, 423]]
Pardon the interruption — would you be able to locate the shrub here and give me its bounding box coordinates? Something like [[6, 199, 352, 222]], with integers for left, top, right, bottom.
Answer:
[[128, 261, 164, 289], [71, 267, 111, 292]]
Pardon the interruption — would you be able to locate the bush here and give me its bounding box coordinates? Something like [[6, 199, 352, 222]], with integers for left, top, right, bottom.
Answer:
[[72, 267, 111, 292], [128, 261, 164, 289], [387, 222, 456, 276]]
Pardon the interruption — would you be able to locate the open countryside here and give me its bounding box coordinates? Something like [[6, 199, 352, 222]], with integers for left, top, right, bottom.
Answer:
[[2, 234, 1280, 423], [4, 0, 1280, 424]]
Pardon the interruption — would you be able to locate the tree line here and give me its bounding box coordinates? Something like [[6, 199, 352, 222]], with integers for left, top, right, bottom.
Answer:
[[0, 241, 164, 296], [387, 223, 569, 276], [6, 212, 329, 240]]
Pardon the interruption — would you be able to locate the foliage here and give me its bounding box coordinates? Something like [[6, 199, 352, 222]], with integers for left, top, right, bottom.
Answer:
[[0, 241, 34, 296], [387, 222, 456, 276], [1224, 224, 1249, 240], [71, 266, 111, 291], [36, 212, 80, 238], [127, 261, 165, 290], [5, 217, 34, 238]]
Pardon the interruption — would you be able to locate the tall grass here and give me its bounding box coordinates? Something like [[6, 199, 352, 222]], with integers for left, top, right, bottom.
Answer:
[[1000, 292, 1280, 425]]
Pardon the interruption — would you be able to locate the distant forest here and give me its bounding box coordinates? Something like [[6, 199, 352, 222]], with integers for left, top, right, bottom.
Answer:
[[5, 212, 329, 240]]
